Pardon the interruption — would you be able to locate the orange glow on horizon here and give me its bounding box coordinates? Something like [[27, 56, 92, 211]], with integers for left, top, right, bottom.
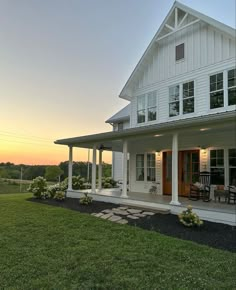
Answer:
[[0, 141, 112, 165]]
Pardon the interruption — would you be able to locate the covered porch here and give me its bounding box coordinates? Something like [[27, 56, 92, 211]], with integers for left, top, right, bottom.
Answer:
[[55, 111, 236, 225]]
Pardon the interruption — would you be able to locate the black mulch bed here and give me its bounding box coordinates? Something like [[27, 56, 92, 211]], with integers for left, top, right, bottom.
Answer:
[[29, 197, 236, 253]]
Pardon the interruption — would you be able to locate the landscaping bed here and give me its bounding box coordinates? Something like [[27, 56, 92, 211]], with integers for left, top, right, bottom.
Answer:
[[30, 197, 236, 252]]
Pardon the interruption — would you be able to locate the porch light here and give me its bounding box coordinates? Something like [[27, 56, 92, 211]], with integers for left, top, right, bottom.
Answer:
[[200, 128, 210, 131], [154, 134, 163, 137]]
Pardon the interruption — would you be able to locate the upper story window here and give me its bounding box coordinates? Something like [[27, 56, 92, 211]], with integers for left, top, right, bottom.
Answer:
[[183, 81, 194, 114], [137, 91, 157, 123], [147, 91, 157, 121], [169, 85, 180, 117], [210, 72, 224, 109], [117, 122, 123, 131], [137, 95, 146, 123], [176, 43, 184, 61], [228, 69, 236, 106]]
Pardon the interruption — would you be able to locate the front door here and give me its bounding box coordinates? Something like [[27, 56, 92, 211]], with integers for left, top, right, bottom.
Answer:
[[163, 150, 200, 196]]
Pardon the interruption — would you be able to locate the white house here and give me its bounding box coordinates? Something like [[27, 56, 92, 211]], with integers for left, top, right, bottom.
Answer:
[[55, 2, 236, 225]]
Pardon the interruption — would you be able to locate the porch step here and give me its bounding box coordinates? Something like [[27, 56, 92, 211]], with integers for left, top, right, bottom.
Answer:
[[120, 202, 170, 215]]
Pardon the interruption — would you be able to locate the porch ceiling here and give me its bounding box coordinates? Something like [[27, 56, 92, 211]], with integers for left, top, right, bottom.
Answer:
[[54, 111, 236, 152]]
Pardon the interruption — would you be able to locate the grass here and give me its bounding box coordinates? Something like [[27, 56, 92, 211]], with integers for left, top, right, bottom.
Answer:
[[0, 179, 29, 194], [0, 194, 235, 290]]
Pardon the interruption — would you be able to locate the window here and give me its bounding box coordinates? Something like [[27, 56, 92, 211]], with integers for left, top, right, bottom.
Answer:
[[137, 91, 157, 123], [147, 154, 156, 181], [137, 95, 146, 123], [229, 148, 236, 185], [136, 154, 144, 181], [169, 85, 180, 117], [176, 43, 184, 61], [228, 69, 236, 106], [183, 81, 194, 114], [117, 122, 123, 131], [210, 73, 224, 109], [147, 91, 157, 121], [210, 149, 224, 185]]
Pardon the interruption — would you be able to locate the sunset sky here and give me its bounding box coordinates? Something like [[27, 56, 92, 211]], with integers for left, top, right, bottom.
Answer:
[[1, 0, 235, 165]]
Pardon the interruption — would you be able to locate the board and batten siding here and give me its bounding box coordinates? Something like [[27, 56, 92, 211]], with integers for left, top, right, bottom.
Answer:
[[130, 22, 235, 128], [112, 120, 130, 181]]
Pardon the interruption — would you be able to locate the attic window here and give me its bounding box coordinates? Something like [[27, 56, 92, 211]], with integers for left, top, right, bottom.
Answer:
[[176, 43, 184, 61]]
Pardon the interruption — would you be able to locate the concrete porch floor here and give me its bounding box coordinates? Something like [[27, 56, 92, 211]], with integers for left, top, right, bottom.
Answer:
[[82, 188, 236, 215]]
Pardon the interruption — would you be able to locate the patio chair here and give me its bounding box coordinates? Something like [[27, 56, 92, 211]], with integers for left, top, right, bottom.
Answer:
[[228, 186, 236, 204], [189, 184, 201, 200], [189, 172, 211, 202]]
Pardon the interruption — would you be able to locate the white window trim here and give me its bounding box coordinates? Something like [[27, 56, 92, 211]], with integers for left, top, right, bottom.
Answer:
[[168, 80, 195, 118], [136, 91, 158, 125], [208, 67, 236, 112], [135, 152, 156, 182]]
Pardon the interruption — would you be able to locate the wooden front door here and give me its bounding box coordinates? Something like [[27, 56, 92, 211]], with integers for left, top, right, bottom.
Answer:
[[163, 150, 200, 196]]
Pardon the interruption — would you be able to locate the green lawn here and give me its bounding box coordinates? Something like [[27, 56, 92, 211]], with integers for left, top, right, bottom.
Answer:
[[0, 194, 235, 290]]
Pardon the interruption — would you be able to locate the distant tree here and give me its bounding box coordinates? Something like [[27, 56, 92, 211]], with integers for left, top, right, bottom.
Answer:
[[45, 166, 64, 181]]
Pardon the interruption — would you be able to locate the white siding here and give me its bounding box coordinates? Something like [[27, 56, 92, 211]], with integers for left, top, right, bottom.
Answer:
[[112, 120, 130, 181], [130, 22, 235, 128]]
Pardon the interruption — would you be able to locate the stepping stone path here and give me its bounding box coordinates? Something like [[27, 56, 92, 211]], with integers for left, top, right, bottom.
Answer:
[[91, 206, 156, 224]]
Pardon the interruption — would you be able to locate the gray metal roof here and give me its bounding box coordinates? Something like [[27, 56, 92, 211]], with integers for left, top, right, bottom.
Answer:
[[105, 104, 130, 123], [55, 110, 236, 147]]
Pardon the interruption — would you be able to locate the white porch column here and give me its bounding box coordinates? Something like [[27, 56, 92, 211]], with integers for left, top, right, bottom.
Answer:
[[92, 144, 97, 193], [121, 140, 128, 198], [68, 146, 73, 190], [98, 150, 103, 190], [170, 133, 181, 205]]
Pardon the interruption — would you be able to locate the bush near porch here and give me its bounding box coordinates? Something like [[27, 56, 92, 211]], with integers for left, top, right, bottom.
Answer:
[[0, 193, 235, 289]]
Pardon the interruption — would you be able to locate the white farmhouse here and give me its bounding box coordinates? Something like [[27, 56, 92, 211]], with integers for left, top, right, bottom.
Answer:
[[55, 2, 236, 225]]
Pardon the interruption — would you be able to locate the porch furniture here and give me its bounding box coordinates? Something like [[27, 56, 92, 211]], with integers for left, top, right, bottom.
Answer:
[[189, 172, 211, 202], [214, 189, 229, 202], [228, 186, 236, 204]]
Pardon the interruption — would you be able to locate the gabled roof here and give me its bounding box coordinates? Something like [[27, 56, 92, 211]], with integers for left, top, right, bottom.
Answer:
[[119, 1, 236, 100], [105, 104, 130, 124]]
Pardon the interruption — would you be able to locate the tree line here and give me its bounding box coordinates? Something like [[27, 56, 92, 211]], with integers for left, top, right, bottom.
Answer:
[[0, 161, 112, 181]]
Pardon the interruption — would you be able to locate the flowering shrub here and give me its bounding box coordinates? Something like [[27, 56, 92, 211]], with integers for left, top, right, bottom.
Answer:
[[47, 183, 63, 198], [54, 191, 65, 201], [102, 177, 117, 188], [178, 205, 203, 227], [60, 176, 87, 190], [28, 176, 48, 199], [79, 192, 93, 205]]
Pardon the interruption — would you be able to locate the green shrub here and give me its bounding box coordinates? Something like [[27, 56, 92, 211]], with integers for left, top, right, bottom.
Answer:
[[28, 176, 48, 199], [54, 191, 65, 201], [47, 183, 64, 198], [79, 192, 93, 205], [178, 205, 203, 227], [102, 177, 117, 188], [61, 176, 86, 190]]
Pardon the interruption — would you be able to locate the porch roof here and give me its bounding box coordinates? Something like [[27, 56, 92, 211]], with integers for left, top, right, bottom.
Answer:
[[55, 111, 235, 149]]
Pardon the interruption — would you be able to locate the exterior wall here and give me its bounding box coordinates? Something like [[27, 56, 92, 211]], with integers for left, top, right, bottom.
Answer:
[[129, 145, 236, 195], [130, 22, 235, 128], [112, 120, 130, 181]]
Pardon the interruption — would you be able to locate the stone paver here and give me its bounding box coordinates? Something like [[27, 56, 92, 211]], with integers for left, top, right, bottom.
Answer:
[[108, 215, 122, 222], [112, 209, 129, 216], [117, 206, 128, 210], [133, 213, 146, 217], [102, 209, 112, 214], [127, 215, 140, 220], [127, 209, 142, 214], [91, 213, 97, 216], [117, 219, 128, 224], [101, 213, 113, 219], [94, 213, 104, 217], [142, 211, 155, 216]]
